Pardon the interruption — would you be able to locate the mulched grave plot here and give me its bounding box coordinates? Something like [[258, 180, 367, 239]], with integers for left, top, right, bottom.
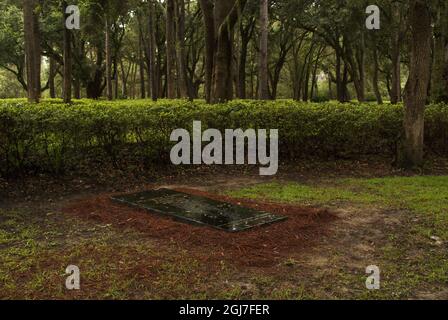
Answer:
[[64, 188, 337, 267]]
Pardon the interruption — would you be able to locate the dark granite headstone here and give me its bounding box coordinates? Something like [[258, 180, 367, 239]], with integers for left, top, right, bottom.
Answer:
[[111, 188, 287, 232]]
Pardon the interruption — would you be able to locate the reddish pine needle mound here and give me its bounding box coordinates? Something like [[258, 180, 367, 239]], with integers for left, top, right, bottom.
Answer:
[[64, 188, 337, 267]]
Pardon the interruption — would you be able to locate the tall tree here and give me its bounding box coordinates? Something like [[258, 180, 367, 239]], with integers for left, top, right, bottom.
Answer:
[[199, 0, 214, 103], [105, 14, 113, 100], [166, 0, 177, 98], [432, 0, 448, 103], [23, 0, 41, 103], [400, 0, 432, 168], [212, 0, 247, 103], [389, 3, 406, 105], [137, 14, 146, 99], [62, 1, 72, 103], [237, 14, 255, 99], [175, 0, 190, 99], [258, 0, 269, 100], [148, 0, 158, 101], [49, 55, 57, 98]]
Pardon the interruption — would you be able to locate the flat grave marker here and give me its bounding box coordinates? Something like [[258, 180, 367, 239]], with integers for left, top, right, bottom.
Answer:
[[111, 189, 287, 232]]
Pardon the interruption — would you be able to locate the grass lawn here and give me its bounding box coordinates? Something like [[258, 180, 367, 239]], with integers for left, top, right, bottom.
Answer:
[[228, 176, 448, 299], [1, 173, 447, 299]]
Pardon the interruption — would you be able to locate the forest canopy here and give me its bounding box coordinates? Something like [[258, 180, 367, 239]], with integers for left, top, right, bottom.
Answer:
[[0, 0, 445, 103]]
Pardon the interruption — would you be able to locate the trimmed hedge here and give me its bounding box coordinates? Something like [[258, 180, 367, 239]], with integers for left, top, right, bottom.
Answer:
[[1, 99, 447, 177]]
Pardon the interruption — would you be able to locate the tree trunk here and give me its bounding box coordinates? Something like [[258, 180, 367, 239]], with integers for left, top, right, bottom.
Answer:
[[302, 41, 315, 102], [335, 51, 347, 102], [346, 43, 365, 102], [148, 0, 158, 101], [400, 0, 432, 169], [238, 36, 248, 99], [113, 58, 119, 99], [390, 44, 401, 104], [138, 16, 146, 99], [258, 0, 269, 100], [328, 73, 333, 100], [49, 56, 56, 98], [130, 62, 137, 99], [199, 0, 215, 103], [213, 0, 248, 103], [105, 16, 113, 100], [73, 36, 82, 99], [120, 58, 130, 98], [237, 18, 255, 99], [431, 0, 448, 103], [166, 0, 177, 98], [86, 46, 104, 99], [23, 0, 41, 103], [211, 1, 234, 103], [74, 79, 81, 99], [372, 46, 383, 104], [62, 1, 72, 104], [390, 4, 402, 104], [355, 46, 366, 102], [310, 47, 323, 101], [175, 0, 191, 99]]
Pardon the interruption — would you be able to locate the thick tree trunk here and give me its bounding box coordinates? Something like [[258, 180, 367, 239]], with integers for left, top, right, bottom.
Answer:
[[105, 16, 113, 100], [258, 0, 269, 100], [62, 1, 72, 104], [400, 0, 432, 169], [199, 0, 246, 103], [23, 0, 41, 103], [166, 0, 177, 98], [86, 46, 104, 99], [211, 1, 234, 103]]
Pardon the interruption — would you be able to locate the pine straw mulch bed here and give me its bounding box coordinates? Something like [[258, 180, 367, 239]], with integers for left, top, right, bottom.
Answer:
[[63, 188, 337, 268]]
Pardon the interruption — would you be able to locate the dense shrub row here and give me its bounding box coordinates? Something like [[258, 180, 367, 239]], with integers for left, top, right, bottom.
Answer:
[[1, 99, 447, 177]]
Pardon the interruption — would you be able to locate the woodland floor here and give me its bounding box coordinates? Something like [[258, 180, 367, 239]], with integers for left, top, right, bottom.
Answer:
[[1, 157, 448, 300]]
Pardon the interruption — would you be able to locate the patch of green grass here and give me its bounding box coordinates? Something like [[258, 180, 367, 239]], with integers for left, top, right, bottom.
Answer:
[[228, 182, 378, 205], [228, 176, 448, 237], [227, 175, 448, 299], [343, 176, 448, 238]]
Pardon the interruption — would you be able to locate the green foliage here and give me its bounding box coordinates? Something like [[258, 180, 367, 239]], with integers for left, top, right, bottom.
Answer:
[[0, 99, 447, 177]]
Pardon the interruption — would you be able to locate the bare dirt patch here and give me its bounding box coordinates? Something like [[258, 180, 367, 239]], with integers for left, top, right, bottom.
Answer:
[[63, 188, 337, 268]]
